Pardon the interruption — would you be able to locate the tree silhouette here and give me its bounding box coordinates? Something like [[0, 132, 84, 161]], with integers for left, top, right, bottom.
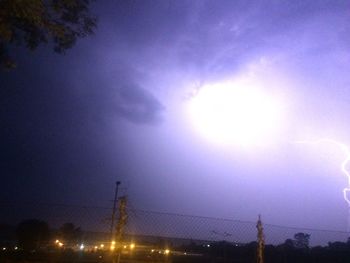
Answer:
[[0, 0, 96, 68], [0, 223, 16, 247], [294, 232, 310, 249], [16, 219, 50, 250], [283, 238, 295, 249], [58, 222, 82, 244]]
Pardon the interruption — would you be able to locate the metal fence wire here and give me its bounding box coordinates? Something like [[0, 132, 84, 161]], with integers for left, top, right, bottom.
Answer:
[[1, 202, 350, 247]]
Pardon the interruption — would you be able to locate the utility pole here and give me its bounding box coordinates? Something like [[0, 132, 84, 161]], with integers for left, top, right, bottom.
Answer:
[[256, 215, 265, 263], [110, 181, 121, 239]]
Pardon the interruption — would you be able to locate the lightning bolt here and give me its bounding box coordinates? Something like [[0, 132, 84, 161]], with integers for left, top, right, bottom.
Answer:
[[295, 139, 350, 231]]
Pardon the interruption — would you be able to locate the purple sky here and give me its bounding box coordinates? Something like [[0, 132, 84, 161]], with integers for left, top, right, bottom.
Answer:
[[2, 0, 350, 232]]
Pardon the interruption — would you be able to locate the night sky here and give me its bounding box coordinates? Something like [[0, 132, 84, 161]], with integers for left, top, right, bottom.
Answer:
[[2, 0, 350, 232]]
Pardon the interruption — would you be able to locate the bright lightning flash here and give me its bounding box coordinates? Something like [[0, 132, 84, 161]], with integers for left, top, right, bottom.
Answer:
[[188, 80, 283, 147], [296, 139, 350, 206]]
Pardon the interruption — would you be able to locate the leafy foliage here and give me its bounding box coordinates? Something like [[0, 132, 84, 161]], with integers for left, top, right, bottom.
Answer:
[[0, 0, 96, 68]]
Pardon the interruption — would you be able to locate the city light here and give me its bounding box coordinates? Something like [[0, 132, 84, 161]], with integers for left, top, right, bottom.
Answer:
[[110, 240, 116, 251], [130, 243, 135, 249], [164, 249, 170, 255], [55, 239, 64, 248]]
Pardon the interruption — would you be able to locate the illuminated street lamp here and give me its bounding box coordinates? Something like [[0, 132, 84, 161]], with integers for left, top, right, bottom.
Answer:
[[110, 241, 116, 251]]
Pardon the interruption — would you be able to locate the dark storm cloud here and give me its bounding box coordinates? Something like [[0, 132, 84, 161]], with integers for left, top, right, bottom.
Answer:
[[74, 61, 165, 125], [115, 83, 164, 125], [3, 0, 350, 232], [164, 0, 350, 80], [97, 0, 339, 87]]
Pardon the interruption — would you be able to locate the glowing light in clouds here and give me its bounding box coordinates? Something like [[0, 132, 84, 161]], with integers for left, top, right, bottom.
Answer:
[[188, 79, 284, 147]]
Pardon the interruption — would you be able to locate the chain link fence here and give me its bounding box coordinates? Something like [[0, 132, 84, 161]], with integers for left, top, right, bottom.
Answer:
[[2, 202, 350, 262], [1, 201, 349, 246]]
